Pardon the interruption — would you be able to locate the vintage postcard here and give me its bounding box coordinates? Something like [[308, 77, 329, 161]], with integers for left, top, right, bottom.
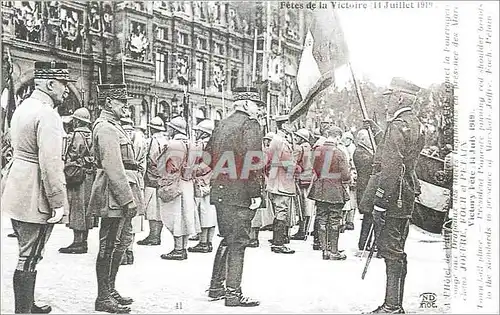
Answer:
[[1, 1, 498, 314]]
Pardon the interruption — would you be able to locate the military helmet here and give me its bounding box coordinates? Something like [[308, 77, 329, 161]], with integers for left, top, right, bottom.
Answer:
[[166, 116, 187, 135], [194, 119, 215, 135], [148, 116, 166, 131], [263, 132, 275, 141], [71, 107, 91, 124], [294, 128, 310, 142]]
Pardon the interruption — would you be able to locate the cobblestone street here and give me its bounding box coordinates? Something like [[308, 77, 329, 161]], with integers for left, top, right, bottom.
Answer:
[[1, 213, 447, 314]]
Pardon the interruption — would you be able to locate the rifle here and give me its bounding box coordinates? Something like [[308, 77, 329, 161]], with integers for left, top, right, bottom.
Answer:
[[361, 228, 376, 280]]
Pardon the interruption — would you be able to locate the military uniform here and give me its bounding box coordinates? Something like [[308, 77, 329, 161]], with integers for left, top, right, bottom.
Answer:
[[188, 119, 218, 253], [137, 117, 168, 246], [206, 87, 263, 307], [1, 61, 74, 313], [266, 117, 298, 254], [367, 78, 425, 314], [88, 84, 145, 313], [158, 125, 201, 260], [291, 129, 315, 241], [308, 128, 351, 260], [59, 124, 96, 254]]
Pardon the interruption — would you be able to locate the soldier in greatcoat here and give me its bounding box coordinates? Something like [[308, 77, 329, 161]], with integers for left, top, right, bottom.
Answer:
[[2, 61, 74, 313], [136, 116, 168, 246], [266, 115, 298, 254], [120, 116, 147, 265], [290, 128, 315, 241], [353, 129, 377, 251], [59, 107, 96, 255], [248, 132, 276, 247], [205, 87, 263, 306], [188, 119, 217, 253], [158, 116, 201, 260], [88, 84, 145, 313], [365, 78, 425, 314], [308, 126, 351, 260]]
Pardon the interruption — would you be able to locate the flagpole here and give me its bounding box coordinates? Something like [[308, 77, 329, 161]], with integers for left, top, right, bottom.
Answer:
[[348, 62, 376, 150], [121, 49, 126, 84], [221, 81, 225, 117]]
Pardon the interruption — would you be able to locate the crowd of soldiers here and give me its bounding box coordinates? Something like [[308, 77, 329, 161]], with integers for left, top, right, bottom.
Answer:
[[1, 61, 425, 314]]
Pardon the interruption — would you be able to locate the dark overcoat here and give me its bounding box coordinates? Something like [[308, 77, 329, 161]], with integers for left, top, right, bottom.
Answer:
[[66, 126, 96, 230], [363, 108, 425, 218], [308, 141, 351, 205], [353, 144, 373, 214], [206, 110, 263, 208], [87, 110, 145, 218]]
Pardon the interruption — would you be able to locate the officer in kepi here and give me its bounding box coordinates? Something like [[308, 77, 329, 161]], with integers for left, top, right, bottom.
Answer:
[[205, 86, 264, 307], [366, 78, 424, 314], [2, 61, 75, 313], [87, 84, 145, 314]]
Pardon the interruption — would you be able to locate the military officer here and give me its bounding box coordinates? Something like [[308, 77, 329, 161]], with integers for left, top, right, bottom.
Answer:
[[366, 78, 425, 314], [120, 116, 147, 265], [248, 131, 276, 246], [158, 116, 200, 260], [88, 84, 145, 313], [188, 119, 217, 253], [59, 107, 96, 255], [308, 126, 351, 260], [353, 129, 377, 251], [137, 116, 168, 246], [266, 115, 298, 254], [2, 61, 75, 313], [290, 128, 314, 241], [206, 86, 263, 306]]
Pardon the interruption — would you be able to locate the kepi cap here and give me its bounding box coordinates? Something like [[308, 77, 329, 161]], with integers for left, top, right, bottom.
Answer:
[[97, 84, 133, 101], [34, 61, 76, 82], [232, 86, 265, 106]]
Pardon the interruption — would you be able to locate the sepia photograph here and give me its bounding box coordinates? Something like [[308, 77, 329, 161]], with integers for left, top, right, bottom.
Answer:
[[0, 1, 498, 314]]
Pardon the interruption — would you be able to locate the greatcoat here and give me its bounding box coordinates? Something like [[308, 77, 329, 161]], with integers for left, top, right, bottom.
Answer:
[[65, 126, 96, 230], [2, 90, 67, 224], [87, 110, 145, 218]]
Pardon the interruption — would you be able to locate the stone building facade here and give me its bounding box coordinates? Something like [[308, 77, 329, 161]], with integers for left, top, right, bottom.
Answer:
[[1, 1, 307, 129]]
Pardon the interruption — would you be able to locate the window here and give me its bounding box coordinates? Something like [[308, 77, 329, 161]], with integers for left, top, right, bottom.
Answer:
[[232, 48, 240, 59], [216, 43, 224, 55], [230, 68, 239, 90], [155, 52, 169, 82], [178, 32, 189, 45], [197, 37, 207, 51], [155, 26, 164, 40], [195, 60, 207, 89]]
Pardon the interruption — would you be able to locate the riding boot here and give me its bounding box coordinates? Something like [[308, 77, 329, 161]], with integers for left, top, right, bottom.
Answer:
[[95, 255, 130, 313], [291, 220, 306, 240], [399, 258, 407, 309], [247, 228, 260, 248], [271, 220, 295, 254], [137, 220, 162, 245], [312, 217, 320, 250], [13, 269, 35, 313], [109, 251, 133, 305], [384, 259, 403, 309], [325, 224, 346, 260], [59, 230, 86, 254], [208, 242, 229, 300]]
